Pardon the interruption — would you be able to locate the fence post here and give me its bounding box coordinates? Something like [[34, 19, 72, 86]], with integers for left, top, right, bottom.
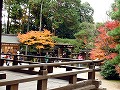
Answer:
[[6, 84, 18, 90], [13, 55, 18, 65], [69, 74, 77, 84], [47, 66, 53, 73], [88, 62, 95, 80], [37, 66, 48, 90], [0, 59, 4, 66], [47, 58, 53, 73], [29, 62, 34, 71]]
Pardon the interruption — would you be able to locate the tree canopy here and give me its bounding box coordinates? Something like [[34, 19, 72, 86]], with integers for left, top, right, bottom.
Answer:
[[18, 29, 54, 49], [2, 0, 95, 53], [3, 0, 94, 39]]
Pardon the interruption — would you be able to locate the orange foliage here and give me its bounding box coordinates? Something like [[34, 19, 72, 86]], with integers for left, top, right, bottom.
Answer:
[[90, 48, 106, 60], [17, 29, 55, 49], [115, 65, 120, 74], [90, 21, 120, 60], [105, 21, 120, 30], [105, 53, 118, 59]]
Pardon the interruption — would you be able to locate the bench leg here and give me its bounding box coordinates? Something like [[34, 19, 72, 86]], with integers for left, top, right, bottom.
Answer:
[[37, 79, 47, 90]]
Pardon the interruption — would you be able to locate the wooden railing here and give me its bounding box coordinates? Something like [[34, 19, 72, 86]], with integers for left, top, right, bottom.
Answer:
[[0, 54, 103, 75], [0, 54, 103, 65], [0, 54, 104, 90]]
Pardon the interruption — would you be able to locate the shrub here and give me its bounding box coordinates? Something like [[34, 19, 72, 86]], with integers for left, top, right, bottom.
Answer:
[[100, 60, 119, 80]]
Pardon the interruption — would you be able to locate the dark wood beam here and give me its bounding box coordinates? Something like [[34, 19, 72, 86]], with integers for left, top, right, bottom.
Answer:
[[0, 0, 3, 52], [0, 0, 3, 66], [0, 0, 4, 79]]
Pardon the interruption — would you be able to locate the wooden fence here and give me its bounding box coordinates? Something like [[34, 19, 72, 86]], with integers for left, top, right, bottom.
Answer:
[[0, 54, 105, 90]]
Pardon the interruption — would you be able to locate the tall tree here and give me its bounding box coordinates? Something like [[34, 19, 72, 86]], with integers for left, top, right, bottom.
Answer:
[[53, 1, 94, 38], [4, 0, 28, 34], [3, 0, 94, 39], [79, 2, 94, 23], [74, 22, 95, 49]]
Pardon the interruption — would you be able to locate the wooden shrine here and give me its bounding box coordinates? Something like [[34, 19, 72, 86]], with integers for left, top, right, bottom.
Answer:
[[1, 34, 20, 54]]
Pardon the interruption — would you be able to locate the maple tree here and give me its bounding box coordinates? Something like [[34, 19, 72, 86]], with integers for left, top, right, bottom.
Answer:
[[100, 0, 120, 79], [17, 29, 55, 49], [90, 21, 120, 60]]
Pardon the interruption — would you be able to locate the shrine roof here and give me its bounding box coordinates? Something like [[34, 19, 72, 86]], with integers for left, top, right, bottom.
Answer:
[[2, 34, 20, 44]]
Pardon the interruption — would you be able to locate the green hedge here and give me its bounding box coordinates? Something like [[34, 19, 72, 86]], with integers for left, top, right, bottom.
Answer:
[[100, 60, 119, 80]]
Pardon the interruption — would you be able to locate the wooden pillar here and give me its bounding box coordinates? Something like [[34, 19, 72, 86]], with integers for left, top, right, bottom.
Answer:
[[6, 84, 18, 90], [29, 62, 34, 71], [13, 55, 18, 65], [37, 66, 48, 90], [88, 62, 95, 80], [0, 59, 4, 66], [58, 47, 63, 57], [0, 2, 5, 79], [0, 0, 3, 66], [0, 72, 6, 79], [47, 66, 53, 73], [70, 47, 74, 58], [69, 74, 77, 84], [58, 48, 60, 57]]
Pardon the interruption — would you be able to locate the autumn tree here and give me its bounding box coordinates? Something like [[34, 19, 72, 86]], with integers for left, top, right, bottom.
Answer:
[[17, 29, 54, 52], [90, 21, 120, 60], [100, 0, 120, 79]]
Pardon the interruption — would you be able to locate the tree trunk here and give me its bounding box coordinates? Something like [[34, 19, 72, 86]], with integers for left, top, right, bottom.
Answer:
[[6, 5, 10, 34], [27, 4, 30, 32], [39, 0, 43, 31]]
